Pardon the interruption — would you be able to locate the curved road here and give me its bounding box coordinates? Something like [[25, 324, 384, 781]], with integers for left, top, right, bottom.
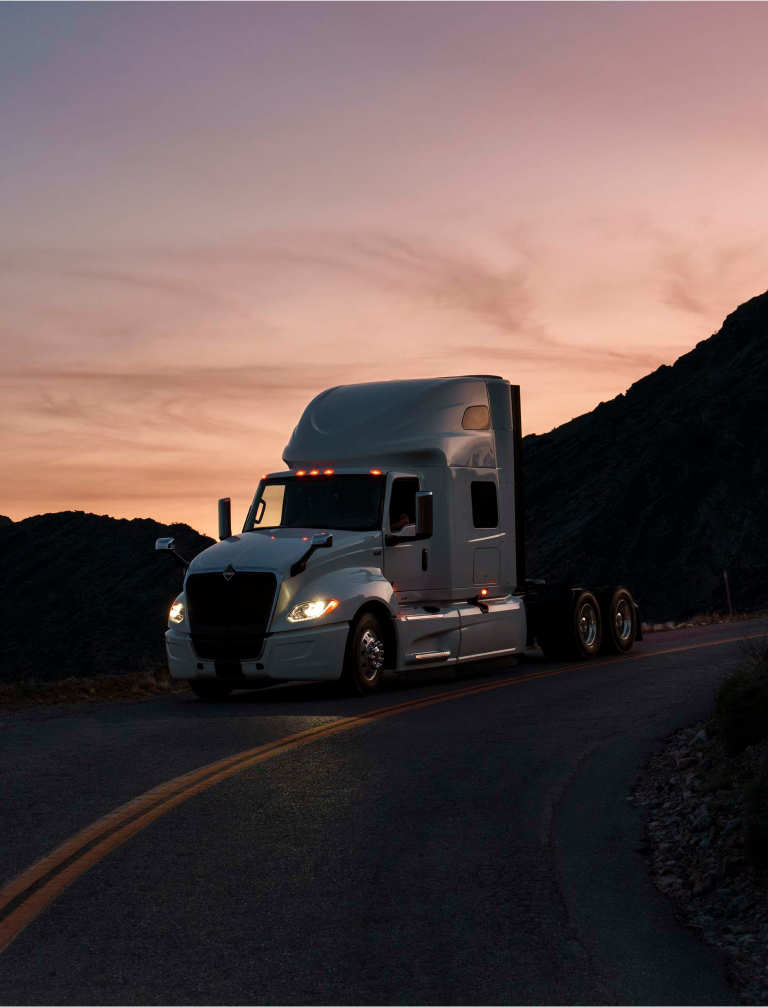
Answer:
[[2, 620, 765, 1005]]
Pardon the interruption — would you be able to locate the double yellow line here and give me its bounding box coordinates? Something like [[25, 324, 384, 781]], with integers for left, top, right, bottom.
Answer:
[[0, 631, 761, 956]]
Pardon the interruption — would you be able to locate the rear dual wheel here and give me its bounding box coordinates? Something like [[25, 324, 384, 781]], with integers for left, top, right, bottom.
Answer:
[[538, 590, 603, 661], [599, 587, 637, 654]]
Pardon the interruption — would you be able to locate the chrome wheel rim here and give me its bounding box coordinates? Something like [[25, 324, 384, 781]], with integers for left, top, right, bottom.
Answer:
[[359, 628, 384, 681], [579, 602, 598, 648], [615, 599, 633, 641]]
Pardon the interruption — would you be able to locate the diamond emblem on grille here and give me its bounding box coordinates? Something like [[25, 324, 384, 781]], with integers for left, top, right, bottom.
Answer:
[[222, 565, 236, 581]]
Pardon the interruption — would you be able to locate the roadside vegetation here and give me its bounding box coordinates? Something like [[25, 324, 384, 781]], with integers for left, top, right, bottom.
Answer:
[[715, 639, 768, 759], [715, 640, 768, 882], [642, 610, 768, 634], [631, 637, 768, 1005], [0, 661, 187, 711]]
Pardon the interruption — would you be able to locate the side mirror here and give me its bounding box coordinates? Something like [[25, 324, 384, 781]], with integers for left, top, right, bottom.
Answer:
[[218, 497, 232, 541], [415, 492, 433, 538], [155, 537, 189, 571]]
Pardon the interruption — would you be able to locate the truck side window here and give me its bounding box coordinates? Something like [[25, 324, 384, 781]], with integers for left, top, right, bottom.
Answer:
[[389, 477, 419, 532], [256, 484, 285, 526], [471, 481, 498, 528]]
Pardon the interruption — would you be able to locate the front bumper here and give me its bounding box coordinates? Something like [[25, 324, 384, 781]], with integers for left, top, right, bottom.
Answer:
[[164, 622, 349, 683]]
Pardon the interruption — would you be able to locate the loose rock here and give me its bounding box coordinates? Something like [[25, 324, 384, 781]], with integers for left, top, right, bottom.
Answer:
[[632, 721, 768, 1005]]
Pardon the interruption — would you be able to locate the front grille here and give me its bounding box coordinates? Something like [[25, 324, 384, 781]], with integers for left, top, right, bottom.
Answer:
[[186, 571, 277, 661]]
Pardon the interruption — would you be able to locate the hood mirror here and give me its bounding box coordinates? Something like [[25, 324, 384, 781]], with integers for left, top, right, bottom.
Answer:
[[155, 537, 189, 571], [291, 532, 334, 578]]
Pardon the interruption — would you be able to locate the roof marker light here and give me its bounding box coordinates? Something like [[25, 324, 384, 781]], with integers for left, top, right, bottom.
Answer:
[[309, 469, 320, 476], [324, 469, 334, 475], [296, 470, 306, 476], [370, 469, 382, 475]]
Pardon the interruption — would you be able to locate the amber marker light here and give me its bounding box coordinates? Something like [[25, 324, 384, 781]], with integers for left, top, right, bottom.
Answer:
[[323, 469, 334, 475], [309, 469, 320, 476], [296, 470, 306, 476], [370, 469, 382, 475], [481, 589, 489, 596]]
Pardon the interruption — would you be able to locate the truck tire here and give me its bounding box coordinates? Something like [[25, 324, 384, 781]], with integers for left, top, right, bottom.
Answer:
[[538, 590, 602, 661], [342, 612, 386, 696], [189, 681, 234, 701], [599, 587, 637, 654]]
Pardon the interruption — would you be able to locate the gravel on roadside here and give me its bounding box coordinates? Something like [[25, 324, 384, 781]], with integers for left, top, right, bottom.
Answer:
[[630, 722, 768, 1005]]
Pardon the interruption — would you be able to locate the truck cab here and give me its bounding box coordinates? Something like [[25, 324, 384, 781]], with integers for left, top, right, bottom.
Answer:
[[159, 376, 638, 699]]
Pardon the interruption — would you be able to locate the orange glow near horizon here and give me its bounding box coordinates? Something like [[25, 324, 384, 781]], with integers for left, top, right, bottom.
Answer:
[[3, 5, 768, 537]]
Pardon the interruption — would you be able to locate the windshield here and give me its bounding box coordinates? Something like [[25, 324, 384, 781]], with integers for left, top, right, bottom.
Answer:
[[244, 474, 385, 533]]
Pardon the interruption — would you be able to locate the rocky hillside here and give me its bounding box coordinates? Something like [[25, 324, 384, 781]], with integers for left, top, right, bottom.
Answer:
[[523, 290, 768, 621], [0, 512, 213, 683]]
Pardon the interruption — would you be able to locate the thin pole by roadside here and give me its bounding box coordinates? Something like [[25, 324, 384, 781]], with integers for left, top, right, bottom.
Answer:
[[724, 569, 733, 617]]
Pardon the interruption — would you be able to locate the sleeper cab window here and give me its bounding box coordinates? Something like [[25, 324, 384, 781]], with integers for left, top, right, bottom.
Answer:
[[471, 481, 498, 529], [462, 405, 490, 430], [389, 477, 419, 532]]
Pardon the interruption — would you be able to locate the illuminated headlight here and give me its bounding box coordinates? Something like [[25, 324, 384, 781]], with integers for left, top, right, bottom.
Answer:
[[169, 599, 185, 625], [287, 599, 339, 623]]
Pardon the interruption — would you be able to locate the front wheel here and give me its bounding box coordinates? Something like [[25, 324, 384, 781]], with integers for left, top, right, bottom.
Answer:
[[342, 612, 386, 696], [189, 681, 233, 701]]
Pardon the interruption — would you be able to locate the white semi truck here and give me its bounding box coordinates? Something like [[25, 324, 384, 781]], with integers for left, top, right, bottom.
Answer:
[[157, 376, 640, 700]]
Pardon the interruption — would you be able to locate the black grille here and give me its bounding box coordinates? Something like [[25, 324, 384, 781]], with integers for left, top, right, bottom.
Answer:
[[186, 571, 277, 661]]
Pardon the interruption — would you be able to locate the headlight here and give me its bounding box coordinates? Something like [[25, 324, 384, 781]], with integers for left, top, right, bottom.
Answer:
[[287, 599, 339, 623], [169, 599, 185, 625]]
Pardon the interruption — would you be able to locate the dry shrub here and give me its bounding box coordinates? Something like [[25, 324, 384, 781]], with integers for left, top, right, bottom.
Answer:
[[714, 638, 768, 756]]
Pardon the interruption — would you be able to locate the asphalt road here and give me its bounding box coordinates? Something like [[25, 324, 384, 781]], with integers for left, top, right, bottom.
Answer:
[[2, 619, 766, 1005]]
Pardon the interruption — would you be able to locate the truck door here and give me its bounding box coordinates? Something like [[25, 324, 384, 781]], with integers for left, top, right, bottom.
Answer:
[[383, 475, 426, 595], [453, 470, 525, 660]]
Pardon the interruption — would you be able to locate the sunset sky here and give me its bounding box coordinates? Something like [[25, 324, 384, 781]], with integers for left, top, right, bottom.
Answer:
[[2, 3, 768, 537]]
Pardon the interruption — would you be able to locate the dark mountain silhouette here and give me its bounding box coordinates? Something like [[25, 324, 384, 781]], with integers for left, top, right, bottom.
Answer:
[[523, 289, 768, 621], [1, 291, 765, 683], [0, 512, 212, 683]]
